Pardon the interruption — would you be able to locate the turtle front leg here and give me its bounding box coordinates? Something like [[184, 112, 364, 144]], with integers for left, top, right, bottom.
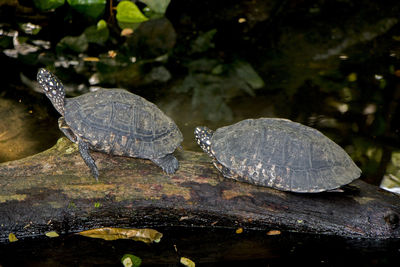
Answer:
[[78, 139, 99, 181], [58, 117, 77, 143], [151, 154, 179, 174], [58, 117, 99, 180]]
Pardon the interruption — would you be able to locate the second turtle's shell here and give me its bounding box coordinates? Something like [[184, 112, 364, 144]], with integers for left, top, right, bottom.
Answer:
[[211, 118, 361, 192]]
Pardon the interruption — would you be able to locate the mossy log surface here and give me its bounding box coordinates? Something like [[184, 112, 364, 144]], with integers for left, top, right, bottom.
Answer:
[[0, 138, 399, 242]]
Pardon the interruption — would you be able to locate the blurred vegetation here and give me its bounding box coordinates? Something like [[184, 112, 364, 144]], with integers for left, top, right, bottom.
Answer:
[[0, 0, 400, 189], [173, 30, 265, 121]]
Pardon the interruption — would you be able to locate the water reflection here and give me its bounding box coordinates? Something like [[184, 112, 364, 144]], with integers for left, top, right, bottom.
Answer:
[[0, 97, 60, 162], [0, 0, 399, 187]]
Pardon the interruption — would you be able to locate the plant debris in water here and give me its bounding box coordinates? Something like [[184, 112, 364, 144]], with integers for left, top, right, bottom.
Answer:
[[8, 233, 18, 242], [121, 254, 142, 267], [266, 230, 281, 236], [236, 227, 243, 234], [180, 257, 195, 267], [78, 227, 162, 243], [45, 231, 59, 238]]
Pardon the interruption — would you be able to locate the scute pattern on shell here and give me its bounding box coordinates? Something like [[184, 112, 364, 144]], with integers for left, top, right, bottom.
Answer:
[[211, 118, 361, 192], [64, 89, 183, 159]]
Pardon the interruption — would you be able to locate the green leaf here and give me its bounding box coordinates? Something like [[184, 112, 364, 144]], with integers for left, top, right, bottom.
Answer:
[[140, 0, 170, 14], [19, 23, 42, 35], [84, 20, 109, 45], [8, 233, 18, 242], [67, 0, 106, 19], [174, 75, 199, 93], [379, 78, 387, 89], [0, 36, 13, 49], [56, 34, 88, 53], [191, 29, 217, 53], [121, 254, 142, 267], [233, 61, 264, 89], [97, 19, 107, 30], [34, 0, 65, 10], [45, 231, 60, 238], [391, 151, 400, 167], [116, 1, 148, 25], [180, 257, 195, 267]]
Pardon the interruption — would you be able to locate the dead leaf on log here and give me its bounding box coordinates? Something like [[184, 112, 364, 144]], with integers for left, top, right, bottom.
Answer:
[[78, 227, 162, 243]]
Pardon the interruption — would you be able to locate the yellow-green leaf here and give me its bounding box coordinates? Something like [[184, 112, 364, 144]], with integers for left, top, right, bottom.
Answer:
[[180, 257, 195, 267], [235, 227, 243, 234], [116, 1, 148, 24], [121, 254, 142, 267], [9, 233, 18, 242], [97, 19, 107, 30], [79, 227, 162, 243], [45, 231, 60, 238], [347, 72, 357, 82]]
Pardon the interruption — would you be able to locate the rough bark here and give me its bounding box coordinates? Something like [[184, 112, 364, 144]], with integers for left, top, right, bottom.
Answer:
[[0, 138, 399, 242]]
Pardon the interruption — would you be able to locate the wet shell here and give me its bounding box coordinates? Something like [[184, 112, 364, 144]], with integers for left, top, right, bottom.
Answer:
[[64, 89, 182, 159], [211, 118, 361, 192]]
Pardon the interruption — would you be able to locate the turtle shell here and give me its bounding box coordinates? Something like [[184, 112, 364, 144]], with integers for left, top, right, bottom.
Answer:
[[64, 89, 182, 159], [211, 118, 361, 192]]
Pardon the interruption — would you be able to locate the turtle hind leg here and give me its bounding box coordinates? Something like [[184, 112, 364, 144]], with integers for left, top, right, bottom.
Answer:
[[152, 154, 179, 174], [212, 159, 254, 184], [213, 160, 235, 178], [78, 140, 99, 181]]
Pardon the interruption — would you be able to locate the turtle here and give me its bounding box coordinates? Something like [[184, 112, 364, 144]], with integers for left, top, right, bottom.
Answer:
[[37, 68, 183, 180], [194, 118, 361, 193]]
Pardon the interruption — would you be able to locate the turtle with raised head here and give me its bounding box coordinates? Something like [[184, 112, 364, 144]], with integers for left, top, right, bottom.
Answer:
[[194, 118, 361, 193], [37, 68, 183, 180]]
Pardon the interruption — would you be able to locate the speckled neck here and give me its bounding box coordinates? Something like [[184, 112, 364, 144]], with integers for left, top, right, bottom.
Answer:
[[194, 126, 214, 157], [37, 68, 66, 116]]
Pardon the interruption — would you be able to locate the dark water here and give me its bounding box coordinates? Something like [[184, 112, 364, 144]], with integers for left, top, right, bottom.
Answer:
[[1, 227, 399, 266], [1, 0, 400, 265]]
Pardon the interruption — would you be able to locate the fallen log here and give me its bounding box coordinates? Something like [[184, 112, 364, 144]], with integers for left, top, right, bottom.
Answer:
[[0, 138, 399, 242]]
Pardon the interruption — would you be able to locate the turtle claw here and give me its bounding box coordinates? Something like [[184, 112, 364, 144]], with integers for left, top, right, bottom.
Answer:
[[92, 169, 99, 182], [152, 154, 179, 174]]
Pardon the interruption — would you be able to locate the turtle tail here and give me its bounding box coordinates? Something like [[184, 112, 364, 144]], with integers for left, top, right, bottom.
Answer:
[[37, 68, 66, 116]]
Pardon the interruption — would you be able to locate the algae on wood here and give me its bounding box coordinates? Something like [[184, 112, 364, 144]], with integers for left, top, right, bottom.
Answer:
[[0, 138, 399, 242]]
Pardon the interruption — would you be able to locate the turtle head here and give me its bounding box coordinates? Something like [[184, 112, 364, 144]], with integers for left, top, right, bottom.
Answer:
[[37, 68, 65, 116], [194, 126, 214, 157]]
